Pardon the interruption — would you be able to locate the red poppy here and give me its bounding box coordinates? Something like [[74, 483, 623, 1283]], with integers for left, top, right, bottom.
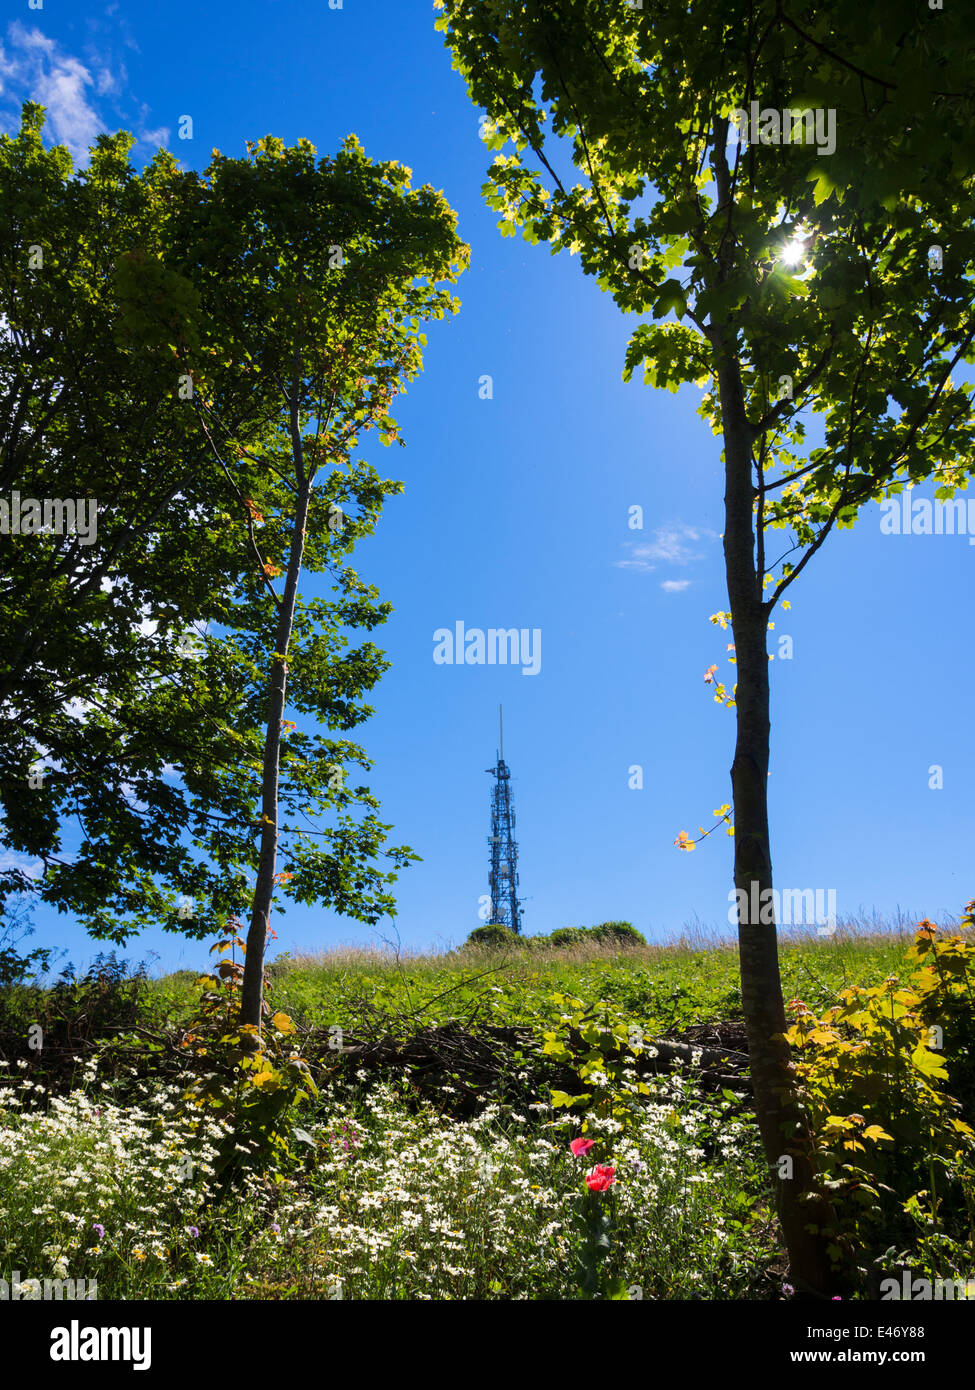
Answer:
[[585, 1164, 616, 1192], [569, 1137, 595, 1158]]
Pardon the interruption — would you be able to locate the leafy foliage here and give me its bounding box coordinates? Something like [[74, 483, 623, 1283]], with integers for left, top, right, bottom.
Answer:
[[465, 923, 520, 949], [0, 902, 54, 988], [1, 112, 468, 964], [0, 106, 263, 928], [542, 992, 654, 1133], [463, 921, 647, 951], [782, 913, 975, 1292], [589, 922, 646, 948], [179, 923, 318, 1186]]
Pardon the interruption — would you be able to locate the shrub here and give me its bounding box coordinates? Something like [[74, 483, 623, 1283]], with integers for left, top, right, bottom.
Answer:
[[465, 923, 520, 950], [591, 921, 646, 948], [547, 927, 590, 949], [783, 912, 975, 1295], [164, 969, 205, 986], [265, 952, 295, 980], [40, 952, 151, 1043]]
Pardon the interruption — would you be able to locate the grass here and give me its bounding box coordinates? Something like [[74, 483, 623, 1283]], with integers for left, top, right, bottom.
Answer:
[[239, 914, 931, 1039]]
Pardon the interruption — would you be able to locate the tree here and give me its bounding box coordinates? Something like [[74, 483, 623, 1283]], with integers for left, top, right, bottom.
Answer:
[[437, 0, 975, 1295], [171, 133, 468, 1027], [0, 114, 467, 1007]]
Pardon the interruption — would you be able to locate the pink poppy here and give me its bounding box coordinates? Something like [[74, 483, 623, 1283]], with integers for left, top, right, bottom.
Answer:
[[585, 1164, 617, 1192], [570, 1137, 595, 1158]]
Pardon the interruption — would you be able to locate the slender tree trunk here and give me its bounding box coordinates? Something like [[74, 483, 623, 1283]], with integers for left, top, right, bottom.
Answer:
[[238, 469, 314, 1030], [713, 329, 839, 1298]]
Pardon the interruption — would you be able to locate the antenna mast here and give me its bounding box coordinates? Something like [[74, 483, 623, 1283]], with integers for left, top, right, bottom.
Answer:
[[485, 704, 523, 934]]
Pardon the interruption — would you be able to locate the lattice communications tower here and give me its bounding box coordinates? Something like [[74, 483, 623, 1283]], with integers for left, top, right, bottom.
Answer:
[[485, 705, 523, 933]]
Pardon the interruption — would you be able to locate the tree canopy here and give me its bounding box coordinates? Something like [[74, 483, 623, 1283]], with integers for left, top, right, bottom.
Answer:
[[0, 111, 468, 970]]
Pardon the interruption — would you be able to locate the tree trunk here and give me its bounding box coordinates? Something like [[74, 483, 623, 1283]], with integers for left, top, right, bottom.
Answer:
[[713, 330, 839, 1299], [238, 469, 314, 1030]]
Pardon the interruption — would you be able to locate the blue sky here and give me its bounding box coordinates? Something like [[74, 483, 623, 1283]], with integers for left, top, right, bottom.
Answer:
[[2, 1, 972, 976]]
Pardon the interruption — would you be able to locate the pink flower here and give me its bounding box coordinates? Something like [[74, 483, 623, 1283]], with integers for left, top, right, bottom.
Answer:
[[570, 1137, 595, 1158], [585, 1164, 616, 1192]]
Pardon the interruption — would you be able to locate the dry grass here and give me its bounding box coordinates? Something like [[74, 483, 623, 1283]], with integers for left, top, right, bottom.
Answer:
[[268, 907, 967, 979]]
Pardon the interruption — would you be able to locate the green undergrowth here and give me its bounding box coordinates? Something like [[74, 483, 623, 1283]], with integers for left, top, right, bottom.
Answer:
[[0, 921, 928, 1046], [2, 915, 970, 1300], [230, 927, 920, 1039], [0, 1060, 781, 1300]]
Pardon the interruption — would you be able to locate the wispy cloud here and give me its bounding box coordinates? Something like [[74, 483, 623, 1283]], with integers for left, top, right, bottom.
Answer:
[[95, 64, 124, 98], [132, 99, 169, 150], [660, 578, 692, 593], [615, 522, 716, 574], [0, 20, 165, 164], [139, 122, 170, 148], [0, 21, 102, 163], [0, 849, 43, 881]]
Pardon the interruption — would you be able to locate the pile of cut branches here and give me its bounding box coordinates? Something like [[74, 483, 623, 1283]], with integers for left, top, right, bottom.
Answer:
[[299, 1010, 752, 1118]]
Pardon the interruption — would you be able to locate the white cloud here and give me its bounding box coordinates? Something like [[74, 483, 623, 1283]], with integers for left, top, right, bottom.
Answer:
[[0, 20, 159, 164], [0, 849, 43, 881], [640, 523, 711, 564], [615, 522, 716, 573], [4, 23, 54, 58], [39, 58, 101, 157], [139, 123, 170, 149], [614, 547, 657, 573], [0, 21, 102, 164], [661, 579, 692, 593], [96, 64, 125, 97]]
